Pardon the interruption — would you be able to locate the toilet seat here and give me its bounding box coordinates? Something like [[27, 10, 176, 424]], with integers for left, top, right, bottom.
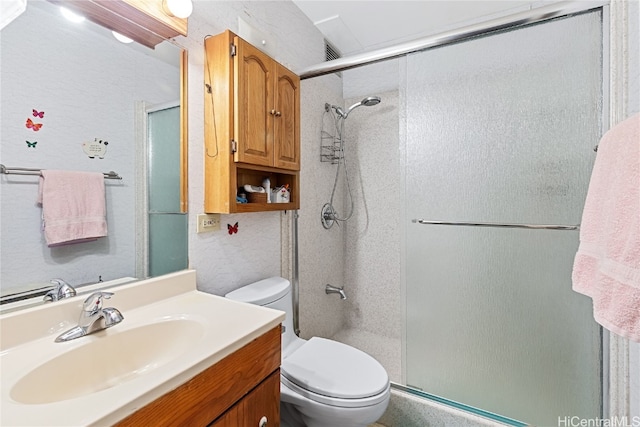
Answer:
[[281, 337, 389, 408]]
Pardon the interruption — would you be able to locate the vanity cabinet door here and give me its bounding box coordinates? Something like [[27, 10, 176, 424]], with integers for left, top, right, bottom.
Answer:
[[209, 370, 280, 427], [208, 403, 241, 427], [243, 370, 280, 427]]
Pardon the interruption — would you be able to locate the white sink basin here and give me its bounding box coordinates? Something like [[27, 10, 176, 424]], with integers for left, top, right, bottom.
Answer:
[[11, 319, 204, 404]]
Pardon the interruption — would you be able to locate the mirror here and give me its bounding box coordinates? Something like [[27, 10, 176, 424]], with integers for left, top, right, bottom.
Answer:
[[0, 0, 187, 307]]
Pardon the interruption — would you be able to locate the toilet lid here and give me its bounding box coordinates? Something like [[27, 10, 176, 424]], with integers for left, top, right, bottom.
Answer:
[[281, 337, 389, 400]]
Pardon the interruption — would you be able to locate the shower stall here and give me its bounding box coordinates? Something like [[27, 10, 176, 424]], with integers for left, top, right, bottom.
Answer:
[[298, 4, 606, 426]]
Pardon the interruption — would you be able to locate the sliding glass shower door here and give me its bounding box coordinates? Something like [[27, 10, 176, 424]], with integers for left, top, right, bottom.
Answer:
[[404, 11, 603, 425]]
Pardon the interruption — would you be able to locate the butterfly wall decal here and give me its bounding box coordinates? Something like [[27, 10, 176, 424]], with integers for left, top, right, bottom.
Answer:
[[26, 140, 37, 148], [228, 222, 239, 235], [32, 109, 44, 118], [25, 118, 43, 131]]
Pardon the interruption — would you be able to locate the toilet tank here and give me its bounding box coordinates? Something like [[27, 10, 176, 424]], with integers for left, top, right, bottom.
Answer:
[[225, 277, 297, 352]]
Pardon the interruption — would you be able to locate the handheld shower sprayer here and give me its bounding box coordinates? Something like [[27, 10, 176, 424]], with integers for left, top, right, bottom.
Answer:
[[320, 95, 382, 229], [329, 96, 381, 120]]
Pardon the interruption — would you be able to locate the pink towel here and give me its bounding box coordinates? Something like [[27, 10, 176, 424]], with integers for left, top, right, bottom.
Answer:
[[572, 112, 640, 342], [37, 170, 108, 247]]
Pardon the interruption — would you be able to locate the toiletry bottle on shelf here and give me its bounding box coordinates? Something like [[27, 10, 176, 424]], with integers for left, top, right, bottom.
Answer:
[[262, 178, 271, 203]]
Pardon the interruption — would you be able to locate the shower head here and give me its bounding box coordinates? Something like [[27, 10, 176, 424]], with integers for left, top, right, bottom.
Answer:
[[332, 95, 381, 119], [361, 96, 381, 107]]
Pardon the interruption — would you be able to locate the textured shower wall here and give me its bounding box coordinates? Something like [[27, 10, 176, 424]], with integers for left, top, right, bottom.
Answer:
[[297, 74, 348, 340], [343, 88, 401, 342]]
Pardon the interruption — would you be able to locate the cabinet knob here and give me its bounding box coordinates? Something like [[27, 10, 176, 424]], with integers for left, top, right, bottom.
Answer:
[[259, 416, 268, 427], [275, 111, 282, 117], [270, 109, 276, 116]]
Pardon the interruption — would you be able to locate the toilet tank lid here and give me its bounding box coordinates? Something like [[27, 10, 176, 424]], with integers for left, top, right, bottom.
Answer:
[[225, 277, 290, 305]]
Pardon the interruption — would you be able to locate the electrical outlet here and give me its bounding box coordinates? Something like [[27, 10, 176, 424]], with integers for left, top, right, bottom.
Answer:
[[196, 213, 221, 233]]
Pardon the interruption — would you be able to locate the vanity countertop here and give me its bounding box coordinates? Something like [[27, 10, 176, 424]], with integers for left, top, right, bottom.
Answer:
[[0, 270, 285, 427]]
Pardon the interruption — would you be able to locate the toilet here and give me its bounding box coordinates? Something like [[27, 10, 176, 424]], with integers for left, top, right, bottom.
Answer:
[[225, 277, 390, 427]]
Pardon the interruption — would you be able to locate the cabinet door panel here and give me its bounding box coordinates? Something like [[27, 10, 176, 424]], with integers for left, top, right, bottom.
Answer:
[[244, 370, 280, 427], [208, 402, 242, 427], [274, 64, 300, 170], [235, 38, 273, 167]]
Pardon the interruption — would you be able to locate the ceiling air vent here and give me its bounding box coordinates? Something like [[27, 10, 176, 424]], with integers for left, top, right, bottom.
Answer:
[[325, 40, 342, 77], [325, 40, 341, 62]]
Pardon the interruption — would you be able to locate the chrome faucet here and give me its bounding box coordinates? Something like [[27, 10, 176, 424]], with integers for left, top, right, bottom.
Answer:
[[43, 279, 76, 302], [325, 284, 347, 300], [55, 291, 124, 343]]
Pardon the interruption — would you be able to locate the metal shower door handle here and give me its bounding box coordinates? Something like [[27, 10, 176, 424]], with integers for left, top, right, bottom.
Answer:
[[412, 219, 579, 231]]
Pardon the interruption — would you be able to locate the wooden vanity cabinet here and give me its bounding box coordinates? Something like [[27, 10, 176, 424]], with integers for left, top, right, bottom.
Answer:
[[204, 30, 300, 214], [114, 326, 281, 427]]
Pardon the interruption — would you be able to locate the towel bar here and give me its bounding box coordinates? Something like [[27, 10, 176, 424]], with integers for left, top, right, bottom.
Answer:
[[0, 164, 122, 180]]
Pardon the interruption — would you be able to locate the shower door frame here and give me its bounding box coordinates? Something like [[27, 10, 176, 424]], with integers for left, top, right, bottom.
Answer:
[[296, 0, 637, 419], [603, 0, 633, 418]]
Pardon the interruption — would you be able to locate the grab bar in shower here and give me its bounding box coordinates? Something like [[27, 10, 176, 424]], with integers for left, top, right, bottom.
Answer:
[[412, 219, 579, 231]]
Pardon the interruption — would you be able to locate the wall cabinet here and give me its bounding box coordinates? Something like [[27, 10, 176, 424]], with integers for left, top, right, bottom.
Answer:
[[204, 30, 300, 213], [114, 327, 281, 427]]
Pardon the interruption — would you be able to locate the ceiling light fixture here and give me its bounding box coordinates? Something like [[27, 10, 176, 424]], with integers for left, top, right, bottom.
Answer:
[[60, 6, 85, 23], [112, 31, 133, 44], [163, 0, 193, 19]]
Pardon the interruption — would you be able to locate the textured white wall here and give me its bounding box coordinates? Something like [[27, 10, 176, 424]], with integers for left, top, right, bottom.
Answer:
[[0, 2, 178, 292]]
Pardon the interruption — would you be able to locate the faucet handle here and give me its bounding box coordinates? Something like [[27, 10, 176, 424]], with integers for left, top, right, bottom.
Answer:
[[44, 279, 77, 302], [82, 291, 114, 314], [101, 307, 124, 327]]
